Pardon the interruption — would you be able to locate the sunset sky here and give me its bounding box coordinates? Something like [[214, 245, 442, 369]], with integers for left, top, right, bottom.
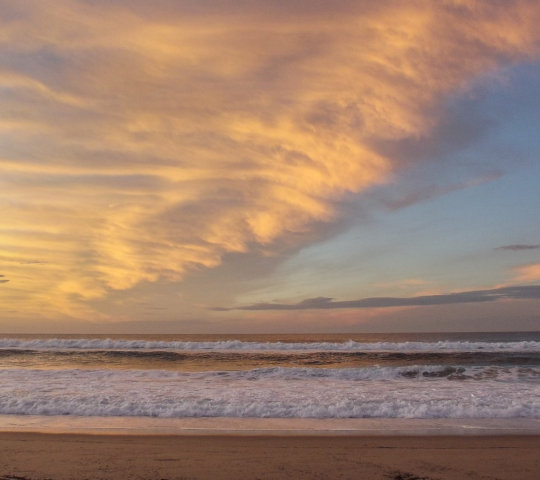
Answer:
[[1, 0, 539, 333]]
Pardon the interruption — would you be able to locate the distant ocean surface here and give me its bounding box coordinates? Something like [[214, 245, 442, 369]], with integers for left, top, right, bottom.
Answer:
[[0, 332, 539, 420]]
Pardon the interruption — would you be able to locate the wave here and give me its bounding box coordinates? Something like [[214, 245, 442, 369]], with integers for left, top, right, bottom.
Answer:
[[228, 365, 539, 381], [0, 365, 537, 419], [2, 364, 537, 381], [1, 338, 539, 353]]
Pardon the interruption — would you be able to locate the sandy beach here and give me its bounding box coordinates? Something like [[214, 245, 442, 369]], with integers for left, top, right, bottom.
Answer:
[[0, 432, 539, 480]]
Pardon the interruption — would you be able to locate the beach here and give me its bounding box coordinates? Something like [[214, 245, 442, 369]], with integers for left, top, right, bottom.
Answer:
[[1, 432, 539, 480], [1, 333, 538, 479]]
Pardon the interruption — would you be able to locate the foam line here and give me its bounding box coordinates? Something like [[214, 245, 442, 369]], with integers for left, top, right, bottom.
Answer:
[[1, 338, 539, 352]]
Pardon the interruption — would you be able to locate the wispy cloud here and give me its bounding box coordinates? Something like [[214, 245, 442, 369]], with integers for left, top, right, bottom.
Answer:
[[497, 244, 540, 251], [513, 263, 540, 282], [221, 285, 540, 311], [1, 1, 539, 320], [381, 173, 503, 210]]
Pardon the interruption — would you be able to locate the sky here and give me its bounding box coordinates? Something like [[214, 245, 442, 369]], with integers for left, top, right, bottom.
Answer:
[[0, 0, 539, 333]]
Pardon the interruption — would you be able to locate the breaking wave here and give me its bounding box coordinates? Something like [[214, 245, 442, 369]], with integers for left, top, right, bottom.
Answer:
[[0, 365, 537, 419], [1, 338, 539, 353]]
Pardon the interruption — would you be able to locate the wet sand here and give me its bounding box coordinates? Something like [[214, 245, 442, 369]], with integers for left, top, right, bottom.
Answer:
[[0, 432, 539, 480]]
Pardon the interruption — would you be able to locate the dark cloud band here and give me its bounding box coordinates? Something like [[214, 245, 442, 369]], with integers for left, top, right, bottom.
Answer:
[[220, 285, 540, 311], [497, 244, 540, 251]]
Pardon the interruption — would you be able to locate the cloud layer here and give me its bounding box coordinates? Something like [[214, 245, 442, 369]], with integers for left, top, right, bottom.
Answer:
[[222, 285, 540, 311], [1, 0, 539, 320]]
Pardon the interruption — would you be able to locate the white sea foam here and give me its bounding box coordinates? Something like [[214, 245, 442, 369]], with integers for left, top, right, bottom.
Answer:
[[0, 366, 538, 418], [1, 338, 539, 352]]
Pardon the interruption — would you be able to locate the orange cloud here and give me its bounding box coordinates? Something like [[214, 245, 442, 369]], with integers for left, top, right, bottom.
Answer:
[[513, 263, 540, 282], [0, 0, 539, 321]]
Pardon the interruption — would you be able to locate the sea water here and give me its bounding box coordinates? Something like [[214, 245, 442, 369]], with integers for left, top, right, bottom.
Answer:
[[0, 332, 538, 431]]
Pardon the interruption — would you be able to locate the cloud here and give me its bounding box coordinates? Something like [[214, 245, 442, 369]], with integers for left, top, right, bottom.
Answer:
[[222, 285, 540, 310], [380, 172, 503, 210], [512, 263, 540, 282], [497, 244, 540, 251], [1, 0, 539, 320]]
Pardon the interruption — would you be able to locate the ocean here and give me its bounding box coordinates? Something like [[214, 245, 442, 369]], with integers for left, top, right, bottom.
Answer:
[[0, 332, 538, 425]]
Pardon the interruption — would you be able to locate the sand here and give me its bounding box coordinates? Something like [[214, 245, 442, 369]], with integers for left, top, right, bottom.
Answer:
[[0, 432, 539, 480]]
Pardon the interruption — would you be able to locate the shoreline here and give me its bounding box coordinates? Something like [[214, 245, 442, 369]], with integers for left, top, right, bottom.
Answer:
[[1, 415, 539, 436], [1, 431, 539, 479]]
